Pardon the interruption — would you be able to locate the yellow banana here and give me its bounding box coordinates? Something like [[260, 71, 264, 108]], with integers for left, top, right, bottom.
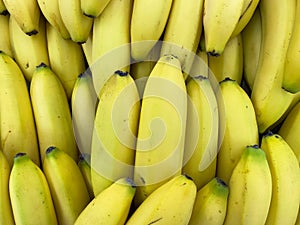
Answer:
[[0, 51, 40, 167], [78, 153, 94, 199], [261, 132, 300, 225], [9, 153, 58, 225], [0, 151, 14, 225], [133, 55, 187, 206], [130, 0, 173, 60], [126, 174, 196, 225], [30, 63, 78, 162], [224, 145, 272, 225], [0, 14, 12, 57], [216, 78, 259, 184], [43, 146, 91, 225], [80, 0, 112, 18], [189, 177, 229, 225]]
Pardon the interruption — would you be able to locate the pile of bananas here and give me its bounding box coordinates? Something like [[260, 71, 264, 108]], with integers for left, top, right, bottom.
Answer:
[[0, 0, 300, 224]]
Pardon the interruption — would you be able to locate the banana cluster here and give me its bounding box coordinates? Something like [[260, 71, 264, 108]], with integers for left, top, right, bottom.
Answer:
[[0, 0, 300, 224]]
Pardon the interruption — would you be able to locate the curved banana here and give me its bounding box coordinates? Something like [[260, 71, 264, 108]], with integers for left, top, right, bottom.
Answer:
[[58, 0, 93, 43], [160, 0, 204, 75], [133, 55, 187, 206], [261, 132, 300, 225], [0, 14, 12, 57], [37, 0, 70, 39], [46, 21, 86, 99], [126, 174, 196, 225], [78, 153, 94, 199], [203, 0, 244, 56], [9, 15, 49, 81], [241, 7, 261, 90], [182, 75, 218, 190], [0, 151, 14, 225], [189, 177, 229, 225], [30, 63, 78, 162], [3, 0, 40, 35], [75, 177, 136, 225], [43, 146, 91, 225], [278, 101, 300, 164], [0, 0, 7, 15], [224, 145, 272, 225], [250, 0, 300, 133], [9, 153, 58, 225], [208, 33, 243, 84], [282, 0, 300, 93], [0, 51, 40, 167], [80, 0, 112, 18], [216, 78, 259, 184], [91, 70, 140, 196], [130, 0, 172, 60]]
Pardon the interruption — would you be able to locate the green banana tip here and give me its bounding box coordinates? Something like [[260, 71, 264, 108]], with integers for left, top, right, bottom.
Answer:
[[26, 30, 38, 36], [36, 62, 49, 69], [125, 177, 136, 188], [14, 152, 27, 159], [45, 146, 57, 155], [183, 173, 194, 181], [215, 177, 228, 188], [115, 70, 129, 77]]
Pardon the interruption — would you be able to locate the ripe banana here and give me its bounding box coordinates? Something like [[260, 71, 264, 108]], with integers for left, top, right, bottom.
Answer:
[[0, 0, 7, 15], [278, 101, 300, 164], [3, 0, 40, 35], [91, 70, 140, 196], [189, 177, 229, 225], [126, 174, 196, 225], [282, 0, 300, 93], [241, 7, 261, 90], [250, 0, 300, 133], [58, 0, 93, 43], [46, 21, 86, 99], [224, 145, 272, 225], [182, 75, 219, 190], [9, 153, 58, 225], [0, 51, 40, 167], [9, 14, 49, 81], [0, 151, 14, 225], [130, 0, 173, 60], [203, 0, 244, 56], [74, 177, 136, 225], [80, 0, 112, 18], [160, 0, 204, 75], [30, 63, 78, 162], [208, 33, 243, 84], [0, 14, 12, 57], [43, 146, 91, 225], [261, 132, 300, 225], [78, 153, 94, 199], [133, 55, 187, 206], [216, 78, 259, 184]]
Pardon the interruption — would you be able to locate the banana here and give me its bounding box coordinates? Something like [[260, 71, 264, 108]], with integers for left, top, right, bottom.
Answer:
[[130, 0, 173, 60], [9, 14, 49, 81], [9, 153, 58, 225], [159, 0, 204, 76], [37, 0, 70, 39], [0, 51, 40, 167], [133, 55, 187, 206], [3, 0, 40, 35], [0, 14, 12, 57], [46, 21, 86, 99], [126, 174, 196, 225], [203, 0, 244, 56], [260, 132, 300, 225], [0, 0, 8, 15], [43, 146, 91, 225], [216, 78, 259, 184], [78, 153, 94, 199], [188, 177, 229, 225], [81, 30, 93, 67], [74, 177, 136, 225], [224, 145, 272, 225], [58, 0, 93, 43], [250, 0, 300, 133], [208, 33, 243, 84], [91, 70, 140, 196], [282, 0, 300, 93], [0, 151, 14, 225], [80, 0, 112, 18], [71, 71, 98, 157], [241, 7, 261, 90], [30, 63, 78, 162], [278, 101, 300, 164], [182, 75, 219, 190]]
